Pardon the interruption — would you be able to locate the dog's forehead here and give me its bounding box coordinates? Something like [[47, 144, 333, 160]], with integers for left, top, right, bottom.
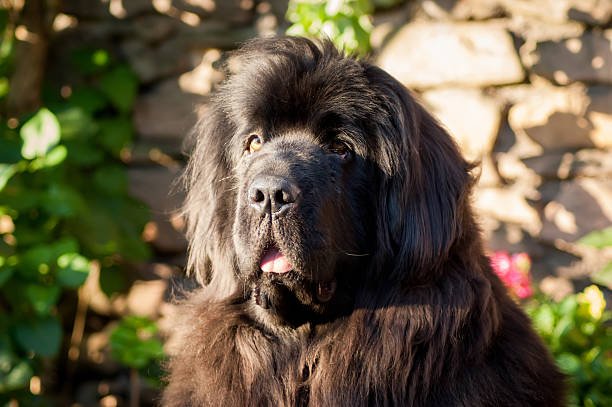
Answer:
[[225, 51, 376, 132]]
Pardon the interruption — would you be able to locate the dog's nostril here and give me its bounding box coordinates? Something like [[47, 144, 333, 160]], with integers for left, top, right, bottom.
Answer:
[[275, 189, 294, 205], [253, 189, 265, 203], [248, 176, 300, 215]]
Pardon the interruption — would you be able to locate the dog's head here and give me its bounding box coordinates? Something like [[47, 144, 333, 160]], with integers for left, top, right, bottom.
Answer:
[[183, 37, 473, 327]]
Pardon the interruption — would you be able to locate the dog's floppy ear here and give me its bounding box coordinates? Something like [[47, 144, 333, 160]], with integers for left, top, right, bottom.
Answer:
[[182, 104, 238, 292], [364, 65, 473, 282]]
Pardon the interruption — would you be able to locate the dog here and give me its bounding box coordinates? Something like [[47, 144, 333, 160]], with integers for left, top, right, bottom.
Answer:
[[163, 37, 565, 406]]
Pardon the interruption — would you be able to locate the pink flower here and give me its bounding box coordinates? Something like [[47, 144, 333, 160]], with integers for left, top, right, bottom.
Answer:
[[490, 251, 534, 299]]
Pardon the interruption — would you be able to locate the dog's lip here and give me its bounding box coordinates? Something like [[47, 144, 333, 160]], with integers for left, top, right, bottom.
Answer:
[[260, 245, 293, 274]]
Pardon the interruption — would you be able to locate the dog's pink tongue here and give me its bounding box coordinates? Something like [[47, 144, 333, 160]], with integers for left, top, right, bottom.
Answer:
[[260, 248, 293, 274]]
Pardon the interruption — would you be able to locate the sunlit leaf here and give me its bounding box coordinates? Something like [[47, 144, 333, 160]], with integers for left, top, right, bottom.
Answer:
[[0, 359, 33, 393], [57, 253, 90, 287], [20, 108, 61, 159], [0, 77, 8, 98], [29, 145, 67, 169], [591, 262, 612, 290], [556, 353, 581, 375], [0, 164, 17, 191], [531, 303, 555, 337], [578, 227, 612, 249]]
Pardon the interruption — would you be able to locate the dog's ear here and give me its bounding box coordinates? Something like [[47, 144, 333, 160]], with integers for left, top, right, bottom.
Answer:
[[182, 105, 238, 292], [364, 65, 473, 282]]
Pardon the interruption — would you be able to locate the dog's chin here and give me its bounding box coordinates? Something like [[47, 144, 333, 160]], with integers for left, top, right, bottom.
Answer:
[[240, 248, 340, 328]]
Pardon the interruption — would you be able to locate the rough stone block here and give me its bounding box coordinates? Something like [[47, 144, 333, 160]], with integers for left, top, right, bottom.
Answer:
[[421, 88, 501, 160], [377, 22, 524, 88], [128, 166, 187, 254], [508, 84, 612, 151], [541, 179, 612, 242], [133, 77, 208, 142], [522, 31, 612, 85]]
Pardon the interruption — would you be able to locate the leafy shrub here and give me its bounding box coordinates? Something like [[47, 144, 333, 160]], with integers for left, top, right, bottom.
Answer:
[[527, 286, 611, 407], [286, 0, 373, 56], [110, 316, 165, 382], [0, 39, 150, 403], [491, 244, 612, 407]]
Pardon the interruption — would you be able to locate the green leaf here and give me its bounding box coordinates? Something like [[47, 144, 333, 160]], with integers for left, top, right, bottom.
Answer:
[[20, 108, 61, 159], [0, 163, 18, 191], [57, 253, 90, 287], [0, 77, 8, 98], [591, 262, 612, 290], [0, 359, 33, 393], [24, 284, 61, 315], [69, 87, 108, 114], [531, 303, 555, 337], [110, 316, 164, 369], [97, 117, 133, 155], [98, 65, 138, 113], [18, 239, 79, 279], [556, 352, 582, 375], [13, 316, 62, 357], [0, 136, 23, 163], [93, 165, 127, 195], [18, 245, 55, 279], [29, 145, 67, 169], [42, 183, 84, 217], [71, 48, 111, 75], [578, 227, 612, 249], [55, 106, 98, 140], [0, 265, 15, 287], [64, 140, 105, 167]]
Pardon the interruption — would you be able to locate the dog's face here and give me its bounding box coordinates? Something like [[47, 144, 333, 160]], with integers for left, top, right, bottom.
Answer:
[[184, 38, 472, 328], [225, 48, 379, 325]]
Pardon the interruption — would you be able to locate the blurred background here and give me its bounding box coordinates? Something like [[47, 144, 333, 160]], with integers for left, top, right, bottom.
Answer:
[[0, 0, 610, 406]]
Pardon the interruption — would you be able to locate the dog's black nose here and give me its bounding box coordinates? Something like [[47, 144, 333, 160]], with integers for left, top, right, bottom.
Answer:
[[248, 176, 300, 215]]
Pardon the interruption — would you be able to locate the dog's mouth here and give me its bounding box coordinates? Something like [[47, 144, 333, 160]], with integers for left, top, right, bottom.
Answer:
[[252, 242, 337, 316], [259, 245, 293, 274]]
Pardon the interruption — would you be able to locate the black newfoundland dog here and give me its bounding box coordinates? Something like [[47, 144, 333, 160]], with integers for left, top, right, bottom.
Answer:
[[163, 37, 565, 406]]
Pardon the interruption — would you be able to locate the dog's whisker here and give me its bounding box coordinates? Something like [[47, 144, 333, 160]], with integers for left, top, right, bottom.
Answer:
[[342, 252, 370, 257]]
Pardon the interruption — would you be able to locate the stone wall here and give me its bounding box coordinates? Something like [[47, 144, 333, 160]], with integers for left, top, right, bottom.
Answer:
[[373, 0, 612, 298], [52, 0, 611, 303]]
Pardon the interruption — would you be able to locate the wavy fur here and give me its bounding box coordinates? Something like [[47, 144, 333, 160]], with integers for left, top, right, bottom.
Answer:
[[164, 37, 565, 406]]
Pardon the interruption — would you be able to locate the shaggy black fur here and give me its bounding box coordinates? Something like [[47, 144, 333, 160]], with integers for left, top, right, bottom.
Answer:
[[163, 37, 565, 406]]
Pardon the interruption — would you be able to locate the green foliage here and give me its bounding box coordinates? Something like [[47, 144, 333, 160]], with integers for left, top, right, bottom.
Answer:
[[286, 0, 373, 56], [110, 316, 164, 369], [0, 36, 150, 401], [578, 227, 612, 289], [527, 286, 612, 407], [110, 316, 165, 387]]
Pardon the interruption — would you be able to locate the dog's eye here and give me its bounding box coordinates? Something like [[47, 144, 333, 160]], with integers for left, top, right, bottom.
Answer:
[[247, 135, 263, 153], [327, 141, 352, 161]]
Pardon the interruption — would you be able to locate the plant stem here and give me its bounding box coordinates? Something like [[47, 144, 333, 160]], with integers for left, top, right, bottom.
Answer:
[[130, 367, 140, 407]]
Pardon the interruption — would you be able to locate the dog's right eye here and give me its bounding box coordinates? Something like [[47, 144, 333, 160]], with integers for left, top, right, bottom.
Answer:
[[247, 135, 263, 153]]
